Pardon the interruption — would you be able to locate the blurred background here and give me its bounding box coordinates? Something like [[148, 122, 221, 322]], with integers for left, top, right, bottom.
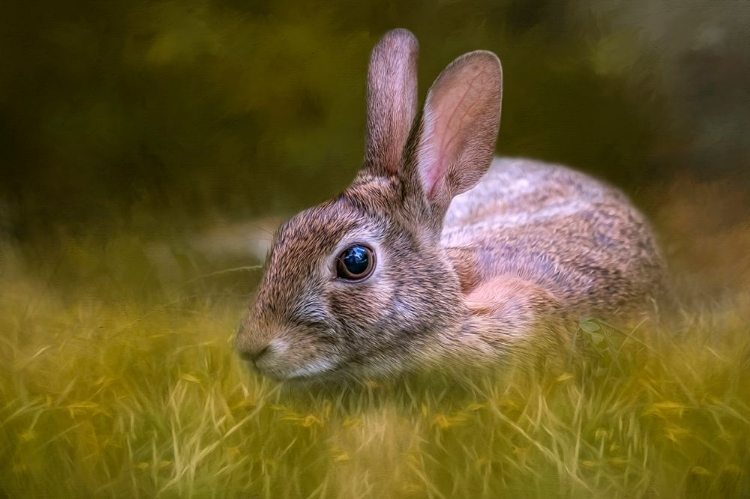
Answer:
[[1, 0, 749, 296], [2, 4, 750, 495]]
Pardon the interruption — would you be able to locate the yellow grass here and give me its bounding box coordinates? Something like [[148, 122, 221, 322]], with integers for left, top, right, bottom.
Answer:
[[1, 224, 749, 498]]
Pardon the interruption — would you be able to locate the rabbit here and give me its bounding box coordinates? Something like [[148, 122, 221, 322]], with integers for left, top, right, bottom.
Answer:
[[234, 29, 667, 381]]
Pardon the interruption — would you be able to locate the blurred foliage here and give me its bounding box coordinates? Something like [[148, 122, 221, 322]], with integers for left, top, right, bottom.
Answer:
[[1, 0, 682, 237], [2, 0, 749, 239]]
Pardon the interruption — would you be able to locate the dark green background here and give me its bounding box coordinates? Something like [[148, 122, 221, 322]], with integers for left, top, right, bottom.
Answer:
[[2, 0, 748, 238]]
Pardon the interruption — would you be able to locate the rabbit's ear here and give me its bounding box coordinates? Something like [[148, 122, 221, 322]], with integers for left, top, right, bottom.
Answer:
[[407, 51, 502, 219], [362, 29, 419, 177]]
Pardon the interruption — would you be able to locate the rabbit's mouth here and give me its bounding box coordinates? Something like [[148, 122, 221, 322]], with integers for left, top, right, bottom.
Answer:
[[281, 358, 340, 380], [248, 340, 344, 381], [255, 362, 343, 383]]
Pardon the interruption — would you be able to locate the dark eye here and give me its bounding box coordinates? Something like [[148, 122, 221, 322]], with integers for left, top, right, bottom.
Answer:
[[336, 245, 375, 280]]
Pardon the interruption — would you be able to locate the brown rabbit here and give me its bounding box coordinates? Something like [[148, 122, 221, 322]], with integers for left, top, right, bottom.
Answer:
[[234, 29, 666, 381]]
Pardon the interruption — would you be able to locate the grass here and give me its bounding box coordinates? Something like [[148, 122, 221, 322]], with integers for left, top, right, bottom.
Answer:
[[1, 232, 749, 498]]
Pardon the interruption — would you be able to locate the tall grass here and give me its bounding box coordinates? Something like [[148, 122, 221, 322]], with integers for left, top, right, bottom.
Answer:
[[1, 234, 749, 498]]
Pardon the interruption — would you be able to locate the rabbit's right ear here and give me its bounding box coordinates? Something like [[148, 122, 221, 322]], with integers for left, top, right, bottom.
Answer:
[[362, 29, 419, 177], [405, 51, 502, 225]]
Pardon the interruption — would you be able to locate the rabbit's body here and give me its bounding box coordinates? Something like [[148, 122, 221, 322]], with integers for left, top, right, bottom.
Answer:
[[235, 30, 666, 381], [444, 157, 663, 319]]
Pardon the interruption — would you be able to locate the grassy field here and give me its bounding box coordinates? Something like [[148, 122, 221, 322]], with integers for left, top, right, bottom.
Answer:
[[1, 223, 749, 498]]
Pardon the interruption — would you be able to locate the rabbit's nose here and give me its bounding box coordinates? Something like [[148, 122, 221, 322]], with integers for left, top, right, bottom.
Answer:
[[239, 344, 270, 364], [234, 322, 273, 364]]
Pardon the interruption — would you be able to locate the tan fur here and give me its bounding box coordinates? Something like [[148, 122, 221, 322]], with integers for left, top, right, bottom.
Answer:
[[363, 29, 419, 177], [234, 30, 667, 381]]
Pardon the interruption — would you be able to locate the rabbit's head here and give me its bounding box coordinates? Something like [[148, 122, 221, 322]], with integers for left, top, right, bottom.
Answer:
[[235, 29, 502, 380]]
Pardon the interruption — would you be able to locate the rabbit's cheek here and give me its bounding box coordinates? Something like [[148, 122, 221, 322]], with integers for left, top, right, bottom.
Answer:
[[327, 280, 393, 329]]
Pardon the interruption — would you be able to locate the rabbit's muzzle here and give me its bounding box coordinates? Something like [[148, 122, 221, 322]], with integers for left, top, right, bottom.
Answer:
[[234, 325, 282, 376], [237, 344, 269, 364], [235, 322, 339, 380]]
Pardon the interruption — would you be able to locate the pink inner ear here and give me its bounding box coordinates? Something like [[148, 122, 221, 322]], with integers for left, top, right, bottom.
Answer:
[[418, 75, 485, 200]]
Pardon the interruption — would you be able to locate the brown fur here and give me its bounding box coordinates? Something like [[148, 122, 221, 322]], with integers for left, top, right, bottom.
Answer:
[[234, 30, 667, 381]]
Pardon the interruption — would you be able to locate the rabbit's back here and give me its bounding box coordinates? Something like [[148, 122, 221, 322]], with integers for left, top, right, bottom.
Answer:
[[442, 157, 664, 315]]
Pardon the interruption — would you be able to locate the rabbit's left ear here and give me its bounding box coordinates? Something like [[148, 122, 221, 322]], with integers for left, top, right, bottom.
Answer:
[[406, 51, 502, 221], [362, 29, 419, 177]]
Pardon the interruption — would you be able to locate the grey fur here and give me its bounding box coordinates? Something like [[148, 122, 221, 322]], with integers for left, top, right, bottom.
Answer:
[[234, 29, 666, 381]]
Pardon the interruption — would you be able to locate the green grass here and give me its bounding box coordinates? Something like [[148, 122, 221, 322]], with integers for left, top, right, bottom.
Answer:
[[1, 236, 749, 498]]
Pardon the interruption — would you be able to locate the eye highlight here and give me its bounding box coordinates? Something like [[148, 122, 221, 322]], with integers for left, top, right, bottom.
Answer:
[[336, 245, 375, 280]]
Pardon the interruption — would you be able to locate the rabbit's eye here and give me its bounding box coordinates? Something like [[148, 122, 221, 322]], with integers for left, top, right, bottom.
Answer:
[[336, 245, 375, 280]]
